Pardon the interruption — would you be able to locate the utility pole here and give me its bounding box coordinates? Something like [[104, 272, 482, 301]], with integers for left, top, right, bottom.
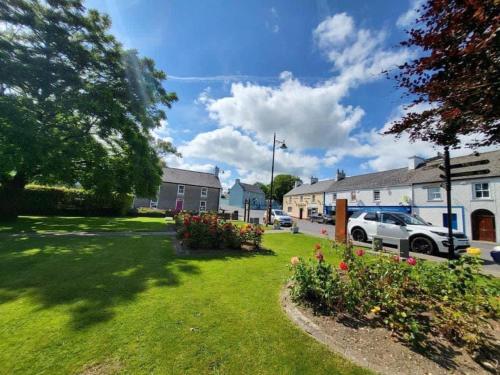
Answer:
[[443, 146, 454, 260]]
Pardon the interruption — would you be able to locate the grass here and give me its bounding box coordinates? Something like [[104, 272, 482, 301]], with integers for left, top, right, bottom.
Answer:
[[0, 232, 368, 374], [0, 216, 172, 233]]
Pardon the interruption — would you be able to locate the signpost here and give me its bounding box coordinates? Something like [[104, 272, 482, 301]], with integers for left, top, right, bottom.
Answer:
[[438, 148, 489, 259]]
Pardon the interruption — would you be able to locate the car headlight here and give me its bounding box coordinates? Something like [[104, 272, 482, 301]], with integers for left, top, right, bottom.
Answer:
[[431, 231, 448, 237]]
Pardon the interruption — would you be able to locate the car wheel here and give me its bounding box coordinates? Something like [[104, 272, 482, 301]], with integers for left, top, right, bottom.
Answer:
[[351, 227, 367, 242], [410, 236, 435, 255]]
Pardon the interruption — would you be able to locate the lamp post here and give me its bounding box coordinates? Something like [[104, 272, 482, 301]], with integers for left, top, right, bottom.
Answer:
[[267, 132, 287, 225]]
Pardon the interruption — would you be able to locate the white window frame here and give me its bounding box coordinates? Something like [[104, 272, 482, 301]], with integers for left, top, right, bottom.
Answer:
[[287, 206, 292, 213], [333, 193, 337, 201], [427, 187, 442, 201], [373, 190, 381, 202], [199, 200, 207, 212], [473, 182, 490, 199], [201, 187, 208, 198], [350, 191, 356, 202], [177, 185, 185, 196]]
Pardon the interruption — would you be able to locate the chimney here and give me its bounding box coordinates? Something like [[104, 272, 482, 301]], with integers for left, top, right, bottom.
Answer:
[[310, 176, 318, 185], [214, 166, 220, 177], [235, 178, 240, 185], [408, 156, 425, 170], [336, 169, 346, 181], [294, 179, 303, 188]]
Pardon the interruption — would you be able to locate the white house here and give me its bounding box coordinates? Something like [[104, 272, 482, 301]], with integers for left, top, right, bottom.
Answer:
[[322, 150, 500, 242]]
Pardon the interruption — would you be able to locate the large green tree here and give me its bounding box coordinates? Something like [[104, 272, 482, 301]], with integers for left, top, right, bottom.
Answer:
[[270, 174, 301, 205], [0, 0, 178, 219]]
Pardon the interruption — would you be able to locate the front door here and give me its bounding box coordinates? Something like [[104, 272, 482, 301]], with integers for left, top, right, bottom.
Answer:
[[175, 199, 184, 211], [472, 210, 496, 242], [299, 208, 303, 219]]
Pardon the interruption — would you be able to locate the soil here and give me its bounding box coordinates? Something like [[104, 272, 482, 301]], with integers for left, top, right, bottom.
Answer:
[[280, 286, 499, 375]]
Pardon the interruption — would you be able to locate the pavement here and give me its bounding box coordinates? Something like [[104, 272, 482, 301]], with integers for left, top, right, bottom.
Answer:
[[275, 219, 500, 277]]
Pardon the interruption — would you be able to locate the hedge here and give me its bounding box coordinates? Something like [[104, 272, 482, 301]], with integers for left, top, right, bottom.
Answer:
[[20, 185, 133, 216]]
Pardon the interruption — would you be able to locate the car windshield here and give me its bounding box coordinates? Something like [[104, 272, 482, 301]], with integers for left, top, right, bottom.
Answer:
[[274, 210, 285, 216], [392, 213, 428, 225]]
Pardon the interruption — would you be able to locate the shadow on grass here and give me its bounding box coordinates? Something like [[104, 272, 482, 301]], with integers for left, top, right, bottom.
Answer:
[[0, 216, 169, 233], [0, 236, 197, 330], [177, 247, 276, 262]]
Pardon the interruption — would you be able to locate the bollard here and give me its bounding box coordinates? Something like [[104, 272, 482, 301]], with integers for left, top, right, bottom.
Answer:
[[399, 238, 410, 259], [372, 236, 383, 252]]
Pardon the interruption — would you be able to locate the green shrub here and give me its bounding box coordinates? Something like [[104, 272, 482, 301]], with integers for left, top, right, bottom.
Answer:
[[289, 241, 499, 353], [135, 207, 166, 217], [20, 185, 132, 216], [175, 212, 263, 250]]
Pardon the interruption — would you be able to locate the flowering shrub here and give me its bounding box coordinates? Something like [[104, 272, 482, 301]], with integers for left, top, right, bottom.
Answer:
[[175, 212, 263, 250], [289, 238, 499, 353]]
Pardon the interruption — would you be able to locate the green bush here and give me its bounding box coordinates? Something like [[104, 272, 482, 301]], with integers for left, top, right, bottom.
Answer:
[[289, 241, 499, 353], [20, 185, 133, 216], [135, 207, 166, 217]]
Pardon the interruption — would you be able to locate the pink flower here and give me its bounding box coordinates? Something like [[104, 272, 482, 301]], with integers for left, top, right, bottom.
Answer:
[[339, 261, 349, 271], [355, 248, 365, 257], [291, 256, 300, 266], [320, 228, 328, 236], [315, 251, 324, 262], [392, 255, 400, 263], [314, 243, 322, 250], [406, 257, 417, 266]]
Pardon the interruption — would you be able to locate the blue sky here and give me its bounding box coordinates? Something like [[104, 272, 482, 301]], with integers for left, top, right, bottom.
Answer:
[[85, 0, 445, 189]]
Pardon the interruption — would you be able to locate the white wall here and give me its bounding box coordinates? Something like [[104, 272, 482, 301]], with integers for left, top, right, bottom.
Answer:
[[412, 177, 500, 240], [325, 186, 412, 207]]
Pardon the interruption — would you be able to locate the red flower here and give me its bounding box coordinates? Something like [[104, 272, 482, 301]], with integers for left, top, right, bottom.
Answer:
[[355, 248, 365, 257], [406, 257, 417, 266], [315, 251, 324, 262], [339, 261, 349, 271], [320, 228, 328, 236], [314, 243, 322, 250], [192, 215, 201, 223], [183, 231, 191, 239]]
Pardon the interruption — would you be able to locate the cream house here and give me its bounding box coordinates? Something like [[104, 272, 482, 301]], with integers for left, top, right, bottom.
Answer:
[[283, 177, 335, 219]]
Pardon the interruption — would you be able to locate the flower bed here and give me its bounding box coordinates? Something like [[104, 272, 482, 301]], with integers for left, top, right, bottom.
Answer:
[[289, 233, 499, 360], [174, 212, 263, 250]]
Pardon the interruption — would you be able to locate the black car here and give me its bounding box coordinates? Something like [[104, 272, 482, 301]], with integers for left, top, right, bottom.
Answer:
[[309, 212, 335, 224]]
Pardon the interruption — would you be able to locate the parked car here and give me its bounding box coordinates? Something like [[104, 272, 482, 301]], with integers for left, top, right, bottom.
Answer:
[[347, 210, 470, 255], [264, 209, 293, 227], [309, 212, 335, 224]]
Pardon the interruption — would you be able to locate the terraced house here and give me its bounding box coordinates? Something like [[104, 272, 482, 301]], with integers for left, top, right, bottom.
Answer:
[[283, 177, 335, 219]]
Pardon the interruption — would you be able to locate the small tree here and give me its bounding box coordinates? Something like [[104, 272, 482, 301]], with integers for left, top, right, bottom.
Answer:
[[271, 174, 301, 205], [385, 0, 499, 147], [0, 0, 178, 219]]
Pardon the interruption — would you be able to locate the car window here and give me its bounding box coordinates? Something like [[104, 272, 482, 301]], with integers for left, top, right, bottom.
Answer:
[[364, 212, 378, 221], [350, 211, 362, 219], [381, 213, 400, 225], [274, 210, 285, 216]]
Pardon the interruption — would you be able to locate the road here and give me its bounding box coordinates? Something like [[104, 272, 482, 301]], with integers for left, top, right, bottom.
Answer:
[[292, 219, 500, 275]]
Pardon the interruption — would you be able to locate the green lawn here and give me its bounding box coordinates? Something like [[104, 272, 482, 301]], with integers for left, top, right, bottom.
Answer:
[[0, 233, 368, 374], [0, 216, 171, 233]]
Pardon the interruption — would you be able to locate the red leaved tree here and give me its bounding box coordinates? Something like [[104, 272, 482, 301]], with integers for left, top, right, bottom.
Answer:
[[386, 0, 500, 147]]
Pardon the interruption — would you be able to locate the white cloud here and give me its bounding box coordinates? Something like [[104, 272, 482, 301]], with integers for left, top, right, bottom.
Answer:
[[313, 13, 354, 48], [397, 0, 425, 28]]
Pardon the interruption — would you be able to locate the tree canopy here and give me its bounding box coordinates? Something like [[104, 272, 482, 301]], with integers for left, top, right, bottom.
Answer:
[[262, 174, 301, 204], [0, 0, 178, 218], [385, 0, 499, 147]]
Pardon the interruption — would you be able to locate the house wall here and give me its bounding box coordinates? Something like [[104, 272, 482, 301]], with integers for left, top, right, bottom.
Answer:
[[412, 177, 500, 241], [283, 192, 325, 219], [157, 182, 220, 212], [229, 183, 266, 209], [324, 186, 412, 212]]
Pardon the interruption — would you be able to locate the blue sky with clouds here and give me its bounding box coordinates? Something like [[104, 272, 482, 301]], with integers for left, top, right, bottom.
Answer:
[[84, 0, 452, 189]]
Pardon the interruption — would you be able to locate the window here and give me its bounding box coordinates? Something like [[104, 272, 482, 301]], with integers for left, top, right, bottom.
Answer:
[[177, 185, 185, 195], [364, 212, 378, 221], [287, 206, 292, 212], [373, 190, 380, 201], [427, 187, 441, 201], [381, 213, 401, 225], [473, 183, 490, 199], [288, 196, 291, 203], [201, 187, 208, 198], [300, 195, 303, 202], [333, 193, 337, 201], [199, 201, 207, 212], [350, 191, 357, 201], [312, 194, 315, 202]]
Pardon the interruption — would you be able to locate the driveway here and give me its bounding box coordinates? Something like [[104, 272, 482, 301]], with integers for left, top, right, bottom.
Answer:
[[294, 219, 500, 276]]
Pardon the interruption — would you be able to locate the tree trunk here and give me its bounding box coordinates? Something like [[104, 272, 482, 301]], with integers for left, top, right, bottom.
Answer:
[[0, 174, 26, 221]]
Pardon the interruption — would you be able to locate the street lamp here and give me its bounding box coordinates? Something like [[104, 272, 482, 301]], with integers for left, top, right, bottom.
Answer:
[[267, 132, 287, 225]]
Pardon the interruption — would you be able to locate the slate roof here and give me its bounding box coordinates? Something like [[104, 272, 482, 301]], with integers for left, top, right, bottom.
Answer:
[[162, 167, 221, 189], [283, 149, 500, 196], [239, 182, 265, 194], [284, 179, 336, 196]]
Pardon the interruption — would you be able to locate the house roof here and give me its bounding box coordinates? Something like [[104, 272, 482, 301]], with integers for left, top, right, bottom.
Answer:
[[328, 168, 416, 192], [284, 179, 336, 196], [239, 182, 265, 194], [162, 167, 221, 189], [410, 149, 500, 185]]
